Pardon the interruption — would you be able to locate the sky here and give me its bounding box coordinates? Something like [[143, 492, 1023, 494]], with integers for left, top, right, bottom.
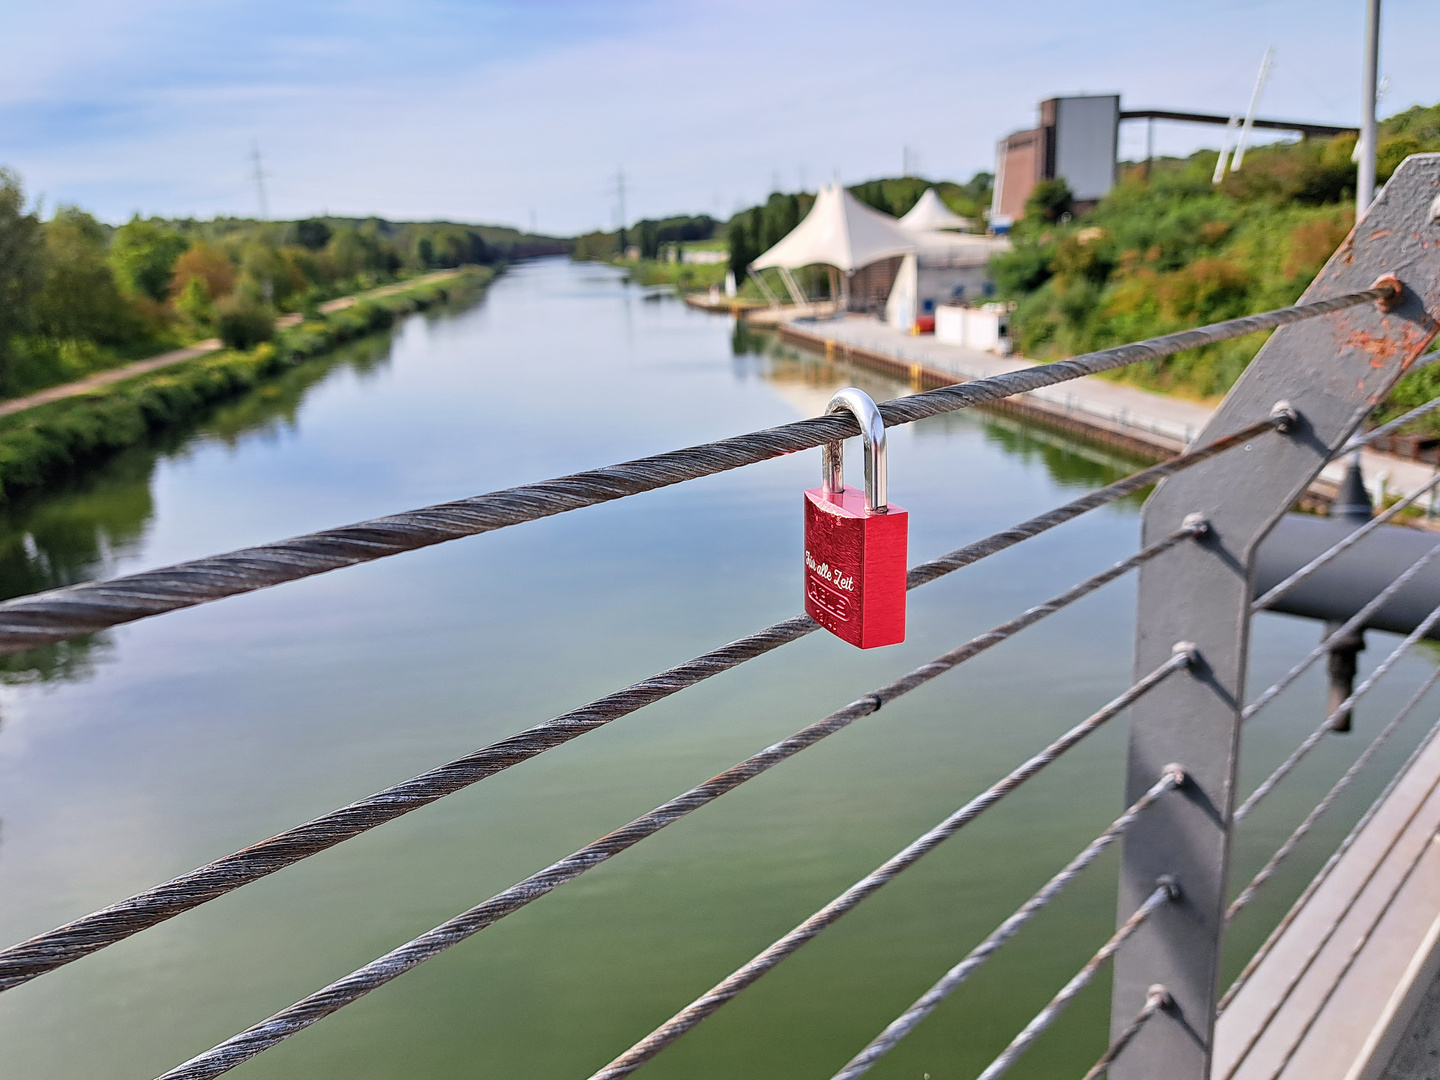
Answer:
[[3, 0, 1437, 235]]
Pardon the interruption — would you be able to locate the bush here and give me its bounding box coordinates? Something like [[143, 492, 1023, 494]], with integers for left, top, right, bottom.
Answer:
[[1026, 179, 1074, 223], [215, 300, 275, 350]]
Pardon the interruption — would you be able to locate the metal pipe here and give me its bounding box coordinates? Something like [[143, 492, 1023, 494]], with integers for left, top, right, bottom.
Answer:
[[1253, 514, 1440, 639]]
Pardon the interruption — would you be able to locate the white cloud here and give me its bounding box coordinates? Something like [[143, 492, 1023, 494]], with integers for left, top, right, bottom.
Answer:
[[3, 0, 1437, 232]]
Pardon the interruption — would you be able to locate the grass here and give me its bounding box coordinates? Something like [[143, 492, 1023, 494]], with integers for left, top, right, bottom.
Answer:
[[614, 257, 728, 291]]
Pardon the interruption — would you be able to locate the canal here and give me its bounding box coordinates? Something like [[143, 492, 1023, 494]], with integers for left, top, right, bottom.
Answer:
[[1, 257, 1435, 1079]]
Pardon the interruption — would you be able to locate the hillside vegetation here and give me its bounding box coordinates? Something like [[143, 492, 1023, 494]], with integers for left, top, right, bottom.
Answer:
[[992, 104, 1440, 421]]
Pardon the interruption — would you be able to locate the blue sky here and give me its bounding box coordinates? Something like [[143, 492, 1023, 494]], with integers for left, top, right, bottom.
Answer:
[[3, 0, 1437, 234]]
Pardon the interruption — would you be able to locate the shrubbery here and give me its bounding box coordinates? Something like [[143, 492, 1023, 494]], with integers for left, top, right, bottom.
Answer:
[[991, 104, 1440, 402], [215, 300, 275, 351]]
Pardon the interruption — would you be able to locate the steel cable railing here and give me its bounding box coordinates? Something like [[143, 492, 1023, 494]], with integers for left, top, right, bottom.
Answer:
[[1341, 392, 1440, 454], [0, 427, 1265, 993], [827, 769, 1185, 1080], [1250, 393, 1440, 615], [0, 286, 1388, 658], [1235, 596, 1440, 824], [590, 703, 1190, 1080], [1226, 667, 1440, 923], [1241, 539, 1440, 724], [152, 537, 1198, 1080], [1251, 471, 1440, 614], [972, 882, 1178, 1080], [1079, 985, 1172, 1080]]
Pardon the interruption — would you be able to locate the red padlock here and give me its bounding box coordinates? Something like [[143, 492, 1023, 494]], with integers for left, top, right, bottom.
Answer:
[[803, 388, 907, 649]]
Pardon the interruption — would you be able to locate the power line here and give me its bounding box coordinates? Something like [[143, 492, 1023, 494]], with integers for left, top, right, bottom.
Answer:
[[249, 141, 269, 221]]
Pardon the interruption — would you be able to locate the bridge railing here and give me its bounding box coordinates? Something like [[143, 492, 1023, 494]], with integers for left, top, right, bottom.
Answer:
[[0, 155, 1438, 1080]]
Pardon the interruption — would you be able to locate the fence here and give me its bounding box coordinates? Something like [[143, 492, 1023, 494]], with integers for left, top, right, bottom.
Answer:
[[1, 154, 1439, 1080]]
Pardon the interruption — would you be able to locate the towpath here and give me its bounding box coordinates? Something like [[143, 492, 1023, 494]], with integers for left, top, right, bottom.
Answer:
[[0, 270, 463, 421], [779, 314, 1440, 509]]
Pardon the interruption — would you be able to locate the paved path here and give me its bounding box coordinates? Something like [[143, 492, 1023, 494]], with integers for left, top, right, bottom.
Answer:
[[0, 340, 227, 419], [0, 271, 463, 421], [786, 315, 1439, 508]]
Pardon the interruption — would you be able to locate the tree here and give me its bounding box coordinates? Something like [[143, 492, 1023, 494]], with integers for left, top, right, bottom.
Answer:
[[760, 193, 800, 250], [326, 227, 382, 279], [1025, 178, 1074, 223], [34, 206, 141, 345], [109, 218, 188, 301], [0, 169, 45, 387], [637, 220, 660, 260], [175, 277, 214, 331], [294, 219, 331, 251], [214, 297, 274, 350], [170, 243, 236, 301], [727, 218, 755, 283]]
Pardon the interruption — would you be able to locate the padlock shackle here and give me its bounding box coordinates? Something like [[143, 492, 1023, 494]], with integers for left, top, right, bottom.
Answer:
[[821, 388, 887, 512]]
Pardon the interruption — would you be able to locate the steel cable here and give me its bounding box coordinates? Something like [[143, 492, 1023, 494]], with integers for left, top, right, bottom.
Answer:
[[1341, 393, 1440, 454], [152, 534, 1196, 1080], [1078, 985, 1172, 1080], [1242, 539, 1440, 724], [0, 287, 1383, 658], [0, 433, 1254, 993], [1251, 472, 1440, 614], [828, 770, 1184, 1080], [1235, 596, 1440, 825], [1227, 667, 1440, 922], [590, 674, 1189, 1080], [973, 883, 1177, 1080]]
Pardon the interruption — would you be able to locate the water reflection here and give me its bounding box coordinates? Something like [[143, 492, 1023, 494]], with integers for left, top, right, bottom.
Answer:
[[0, 329, 398, 683], [0, 302, 1154, 689], [743, 324, 1152, 504], [2, 261, 1431, 1080]]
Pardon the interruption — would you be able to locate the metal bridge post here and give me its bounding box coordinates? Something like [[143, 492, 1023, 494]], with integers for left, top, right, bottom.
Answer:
[[1109, 154, 1440, 1080]]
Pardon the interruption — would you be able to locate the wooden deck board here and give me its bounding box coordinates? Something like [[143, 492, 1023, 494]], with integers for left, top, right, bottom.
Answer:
[[1216, 728, 1440, 1080]]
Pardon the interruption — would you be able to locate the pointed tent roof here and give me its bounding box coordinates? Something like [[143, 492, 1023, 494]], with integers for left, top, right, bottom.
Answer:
[[751, 184, 916, 273], [898, 188, 973, 232]]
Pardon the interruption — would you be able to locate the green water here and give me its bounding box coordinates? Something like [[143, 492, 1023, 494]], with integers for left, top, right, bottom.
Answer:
[[0, 259, 1434, 1080]]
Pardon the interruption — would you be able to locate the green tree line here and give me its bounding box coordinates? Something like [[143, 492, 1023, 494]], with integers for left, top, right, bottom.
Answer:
[[725, 175, 991, 286], [567, 175, 993, 307], [0, 167, 563, 400], [572, 213, 719, 261]]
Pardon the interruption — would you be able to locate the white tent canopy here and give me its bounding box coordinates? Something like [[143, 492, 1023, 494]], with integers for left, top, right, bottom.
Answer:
[[898, 188, 973, 232], [751, 183, 915, 273]]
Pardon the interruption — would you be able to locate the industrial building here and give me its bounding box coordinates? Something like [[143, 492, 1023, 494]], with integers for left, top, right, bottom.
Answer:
[[991, 94, 1121, 228]]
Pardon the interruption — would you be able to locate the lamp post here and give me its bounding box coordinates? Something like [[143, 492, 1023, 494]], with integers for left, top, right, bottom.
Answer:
[[1357, 0, 1381, 216]]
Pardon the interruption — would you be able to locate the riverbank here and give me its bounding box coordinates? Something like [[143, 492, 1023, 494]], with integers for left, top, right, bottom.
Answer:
[[0, 267, 494, 499], [775, 314, 1439, 517]]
